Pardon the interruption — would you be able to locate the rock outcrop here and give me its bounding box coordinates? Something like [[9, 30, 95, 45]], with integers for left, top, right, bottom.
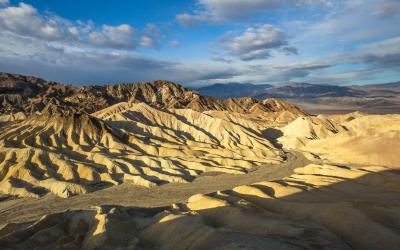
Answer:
[[0, 72, 306, 119]]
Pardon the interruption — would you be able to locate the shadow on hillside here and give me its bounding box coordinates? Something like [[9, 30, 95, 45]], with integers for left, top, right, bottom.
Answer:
[[261, 128, 283, 149], [1, 168, 399, 249]]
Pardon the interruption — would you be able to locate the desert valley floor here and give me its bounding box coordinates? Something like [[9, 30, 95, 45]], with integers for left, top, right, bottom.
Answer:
[[0, 73, 399, 249]]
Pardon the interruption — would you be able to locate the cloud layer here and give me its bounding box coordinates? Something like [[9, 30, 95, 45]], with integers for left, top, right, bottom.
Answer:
[[0, 2, 239, 85], [0, 0, 399, 86], [177, 0, 330, 25], [220, 24, 297, 61], [0, 3, 161, 50]]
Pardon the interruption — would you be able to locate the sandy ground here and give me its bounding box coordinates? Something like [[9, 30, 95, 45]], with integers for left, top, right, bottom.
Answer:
[[0, 151, 310, 226]]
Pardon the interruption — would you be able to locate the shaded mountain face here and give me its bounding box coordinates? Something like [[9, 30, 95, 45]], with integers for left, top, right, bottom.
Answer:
[[254, 83, 366, 99], [197, 82, 369, 99], [351, 81, 400, 97], [0, 72, 48, 95], [197, 82, 400, 114], [0, 73, 77, 114], [198, 83, 365, 99], [196, 82, 272, 98], [0, 72, 305, 116]]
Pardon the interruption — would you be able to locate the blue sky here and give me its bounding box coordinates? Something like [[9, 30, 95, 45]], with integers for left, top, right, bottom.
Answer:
[[0, 0, 399, 86]]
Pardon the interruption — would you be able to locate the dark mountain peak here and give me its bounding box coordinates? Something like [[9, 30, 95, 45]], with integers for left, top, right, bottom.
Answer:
[[284, 82, 314, 88], [197, 82, 272, 98], [255, 82, 367, 99], [352, 81, 400, 92], [214, 82, 256, 87], [0, 72, 49, 88], [0, 72, 52, 97]]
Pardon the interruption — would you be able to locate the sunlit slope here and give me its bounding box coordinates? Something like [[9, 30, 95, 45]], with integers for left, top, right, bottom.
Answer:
[[1, 164, 398, 250], [0, 103, 284, 198], [94, 102, 282, 152], [279, 113, 400, 166]]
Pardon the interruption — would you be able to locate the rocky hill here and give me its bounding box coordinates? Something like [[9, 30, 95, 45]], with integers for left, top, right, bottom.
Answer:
[[0, 73, 399, 250], [0, 72, 305, 116], [0, 72, 308, 198]]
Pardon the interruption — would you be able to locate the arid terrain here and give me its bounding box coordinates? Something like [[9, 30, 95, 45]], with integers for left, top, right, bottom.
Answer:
[[197, 82, 400, 114], [0, 73, 399, 249]]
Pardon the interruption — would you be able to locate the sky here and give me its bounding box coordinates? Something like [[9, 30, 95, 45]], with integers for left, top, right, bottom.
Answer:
[[0, 0, 399, 86]]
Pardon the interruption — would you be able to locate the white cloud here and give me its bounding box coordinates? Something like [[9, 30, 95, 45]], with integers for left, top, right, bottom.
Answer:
[[276, 0, 400, 82], [0, 2, 229, 85], [169, 40, 181, 48], [304, 68, 387, 84], [176, 13, 210, 26], [68, 26, 79, 37], [140, 23, 162, 49], [211, 52, 232, 63], [354, 36, 400, 68], [374, 0, 400, 18], [0, 3, 63, 40], [140, 36, 154, 48], [1, 1, 399, 86], [0, 2, 163, 50], [237, 61, 334, 83], [0, 0, 9, 6], [89, 24, 136, 49], [273, 62, 333, 71], [0, 30, 239, 85], [177, 0, 331, 25], [293, 0, 400, 45], [221, 24, 296, 61], [281, 46, 299, 55]]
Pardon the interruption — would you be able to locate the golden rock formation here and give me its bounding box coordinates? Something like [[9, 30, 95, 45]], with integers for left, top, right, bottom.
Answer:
[[279, 113, 400, 166], [0, 102, 286, 198]]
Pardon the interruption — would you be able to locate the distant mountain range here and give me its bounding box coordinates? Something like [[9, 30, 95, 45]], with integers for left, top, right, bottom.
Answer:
[[196, 83, 273, 99], [1, 72, 399, 115], [197, 82, 400, 114]]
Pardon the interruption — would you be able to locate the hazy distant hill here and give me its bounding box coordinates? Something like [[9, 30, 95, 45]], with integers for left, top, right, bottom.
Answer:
[[254, 83, 365, 99], [197, 82, 400, 114], [1, 72, 399, 114], [351, 82, 400, 97], [195, 82, 272, 98]]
